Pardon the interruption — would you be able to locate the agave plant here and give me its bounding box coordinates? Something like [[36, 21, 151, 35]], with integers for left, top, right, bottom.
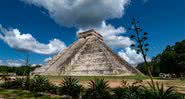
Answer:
[[143, 81, 182, 99], [29, 75, 51, 92], [83, 78, 111, 99], [58, 76, 82, 99]]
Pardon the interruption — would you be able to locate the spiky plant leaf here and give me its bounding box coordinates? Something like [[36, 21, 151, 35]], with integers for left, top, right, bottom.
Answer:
[[142, 37, 148, 40], [144, 44, 149, 46], [144, 32, 148, 35], [58, 76, 82, 99], [131, 44, 135, 47], [145, 48, 149, 51], [130, 35, 135, 38], [83, 78, 111, 99]]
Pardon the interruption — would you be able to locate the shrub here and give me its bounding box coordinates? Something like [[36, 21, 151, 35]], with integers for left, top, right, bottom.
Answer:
[[83, 78, 111, 99], [47, 83, 58, 94], [0, 80, 16, 89], [0, 77, 26, 89], [57, 76, 82, 99], [0, 75, 58, 95]]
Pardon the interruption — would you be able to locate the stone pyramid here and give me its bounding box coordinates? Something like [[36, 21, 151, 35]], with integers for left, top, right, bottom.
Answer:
[[33, 30, 141, 76]]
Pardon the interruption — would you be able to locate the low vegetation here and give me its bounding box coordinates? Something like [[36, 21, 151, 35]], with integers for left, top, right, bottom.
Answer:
[[0, 65, 40, 76], [0, 88, 62, 99], [0, 76, 184, 99], [57, 76, 83, 99]]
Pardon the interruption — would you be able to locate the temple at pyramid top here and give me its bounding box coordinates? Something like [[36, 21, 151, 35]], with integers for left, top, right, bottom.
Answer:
[[33, 29, 141, 76], [78, 29, 103, 41]]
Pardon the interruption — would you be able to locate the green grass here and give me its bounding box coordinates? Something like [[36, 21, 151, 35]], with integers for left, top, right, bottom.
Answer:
[[47, 74, 149, 81], [0, 88, 62, 99]]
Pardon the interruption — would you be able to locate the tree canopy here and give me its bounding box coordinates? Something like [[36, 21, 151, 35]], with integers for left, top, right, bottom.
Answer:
[[137, 40, 185, 76]]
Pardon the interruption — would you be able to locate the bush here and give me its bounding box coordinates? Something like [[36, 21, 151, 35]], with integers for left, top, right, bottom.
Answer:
[[0, 77, 26, 89], [47, 84, 58, 94], [0, 80, 16, 89], [0, 75, 55, 93], [57, 76, 82, 99]]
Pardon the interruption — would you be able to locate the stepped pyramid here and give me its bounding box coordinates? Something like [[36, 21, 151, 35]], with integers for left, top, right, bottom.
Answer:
[[33, 30, 141, 76]]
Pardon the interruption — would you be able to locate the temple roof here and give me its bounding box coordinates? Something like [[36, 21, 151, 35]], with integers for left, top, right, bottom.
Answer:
[[78, 29, 103, 40]]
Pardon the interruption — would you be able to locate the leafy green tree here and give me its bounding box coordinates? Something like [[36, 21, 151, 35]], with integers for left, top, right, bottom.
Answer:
[[137, 40, 185, 76]]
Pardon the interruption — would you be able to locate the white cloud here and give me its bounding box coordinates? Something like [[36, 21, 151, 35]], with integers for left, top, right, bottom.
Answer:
[[32, 64, 43, 67], [22, 0, 130, 28], [0, 24, 66, 55], [6, 59, 25, 66], [0, 60, 3, 65], [21, 0, 133, 49], [44, 57, 52, 62], [0, 59, 25, 66], [78, 21, 134, 48], [118, 47, 150, 66]]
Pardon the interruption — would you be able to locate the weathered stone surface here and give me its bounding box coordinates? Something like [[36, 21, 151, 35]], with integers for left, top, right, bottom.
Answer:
[[33, 29, 141, 76]]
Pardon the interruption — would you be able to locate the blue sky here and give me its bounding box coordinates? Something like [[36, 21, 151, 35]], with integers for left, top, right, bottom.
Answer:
[[0, 0, 184, 66]]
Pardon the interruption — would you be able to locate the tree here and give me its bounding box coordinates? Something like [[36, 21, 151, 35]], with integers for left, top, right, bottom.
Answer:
[[129, 18, 155, 87], [129, 18, 151, 75], [137, 39, 185, 76]]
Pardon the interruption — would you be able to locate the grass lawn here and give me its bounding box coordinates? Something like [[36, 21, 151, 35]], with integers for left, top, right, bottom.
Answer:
[[0, 88, 62, 99]]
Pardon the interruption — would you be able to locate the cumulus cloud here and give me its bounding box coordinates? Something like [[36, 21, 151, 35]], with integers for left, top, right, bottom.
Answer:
[[32, 64, 43, 67], [0, 59, 25, 66], [78, 21, 134, 48], [0, 25, 66, 55], [118, 47, 150, 66], [44, 57, 52, 62], [22, 0, 130, 28], [0, 60, 3, 65], [6, 59, 25, 66], [21, 0, 133, 49]]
